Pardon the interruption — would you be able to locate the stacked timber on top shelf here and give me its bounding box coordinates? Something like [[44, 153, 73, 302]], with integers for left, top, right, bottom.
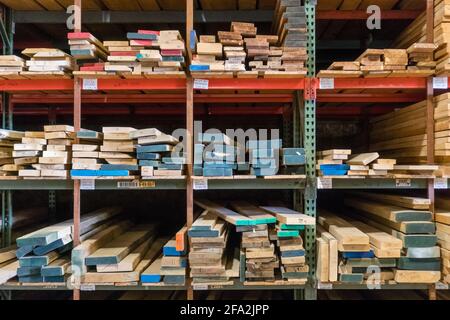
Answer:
[[317, 192, 441, 285], [191, 7, 308, 79], [369, 93, 450, 176], [73, 30, 186, 79], [317, 44, 436, 78], [316, 150, 437, 178], [21, 48, 74, 79], [195, 199, 314, 286], [0, 129, 24, 179], [393, 0, 450, 75]]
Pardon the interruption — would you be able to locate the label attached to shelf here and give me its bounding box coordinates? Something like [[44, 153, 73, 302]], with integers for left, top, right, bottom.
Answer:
[[80, 179, 95, 190], [193, 284, 208, 290], [193, 79, 209, 90], [317, 282, 333, 290], [193, 179, 208, 190], [436, 282, 449, 290], [319, 78, 335, 90], [80, 284, 96, 291], [433, 77, 448, 89], [434, 178, 448, 189], [396, 179, 412, 187], [82, 78, 98, 90], [117, 180, 156, 189], [317, 177, 332, 189]]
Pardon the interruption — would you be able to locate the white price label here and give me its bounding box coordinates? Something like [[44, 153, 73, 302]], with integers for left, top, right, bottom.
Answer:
[[319, 78, 335, 90], [193, 284, 208, 290], [82, 78, 98, 90], [80, 284, 96, 291], [317, 177, 332, 189], [193, 179, 208, 190], [436, 282, 449, 290], [193, 79, 209, 90], [317, 282, 333, 290], [433, 77, 448, 89], [396, 179, 411, 187], [434, 178, 448, 189], [80, 179, 95, 190]]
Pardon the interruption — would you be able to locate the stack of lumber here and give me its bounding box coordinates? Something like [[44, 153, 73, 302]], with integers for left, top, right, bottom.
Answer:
[[133, 128, 183, 178], [317, 46, 436, 78], [15, 131, 45, 179], [0, 55, 26, 79], [15, 207, 121, 283], [393, 0, 450, 75], [20, 48, 74, 79], [157, 238, 187, 285], [219, 31, 246, 72], [67, 32, 108, 63], [71, 130, 103, 171], [71, 128, 139, 179], [261, 206, 313, 281], [370, 93, 450, 174], [231, 203, 278, 282], [82, 223, 159, 285], [272, 1, 308, 74], [191, 35, 225, 73], [248, 139, 281, 177], [0, 129, 24, 178], [435, 195, 450, 284], [98, 127, 137, 177], [317, 150, 399, 177], [317, 209, 402, 284], [195, 133, 237, 177], [343, 193, 441, 284], [37, 125, 75, 179], [188, 211, 236, 285], [0, 245, 19, 284]]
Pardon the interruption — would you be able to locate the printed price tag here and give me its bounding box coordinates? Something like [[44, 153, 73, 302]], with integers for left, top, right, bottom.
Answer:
[[80, 179, 95, 190], [436, 282, 449, 290], [193, 284, 208, 290], [396, 179, 411, 187], [317, 282, 333, 290], [317, 177, 332, 189], [82, 78, 98, 90], [434, 178, 448, 189], [80, 284, 96, 291], [193, 179, 208, 190], [193, 79, 209, 90], [117, 181, 156, 189], [319, 78, 335, 90], [433, 77, 448, 89]]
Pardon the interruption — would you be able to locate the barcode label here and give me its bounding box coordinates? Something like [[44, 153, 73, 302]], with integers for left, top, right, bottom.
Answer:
[[396, 179, 411, 187], [317, 177, 332, 189], [433, 77, 448, 89], [317, 282, 333, 290], [193, 284, 208, 290], [80, 179, 95, 190], [319, 78, 335, 90], [193, 79, 209, 90], [82, 79, 98, 90], [434, 178, 448, 189], [117, 180, 156, 189], [193, 179, 208, 190], [80, 284, 96, 291]]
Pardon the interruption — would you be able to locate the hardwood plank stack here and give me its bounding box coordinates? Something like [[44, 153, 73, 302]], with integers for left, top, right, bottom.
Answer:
[[0, 129, 24, 178], [71, 130, 103, 171], [317, 46, 436, 78], [82, 224, 158, 285], [435, 195, 450, 284], [38, 125, 75, 179], [133, 128, 184, 178], [343, 193, 441, 284], [248, 139, 281, 177], [68, 32, 108, 63], [0, 245, 19, 284], [191, 35, 225, 73], [188, 212, 235, 285], [15, 131, 45, 179], [15, 207, 121, 284], [0, 55, 26, 79], [370, 93, 450, 173], [219, 31, 246, 72], [195, 133, 237, 177], [393, 0, 450, 75], [20, 48, 74, 79]]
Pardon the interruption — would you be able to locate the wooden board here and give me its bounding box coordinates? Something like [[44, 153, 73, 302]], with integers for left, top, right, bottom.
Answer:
[[259, 206, 315, 225]]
